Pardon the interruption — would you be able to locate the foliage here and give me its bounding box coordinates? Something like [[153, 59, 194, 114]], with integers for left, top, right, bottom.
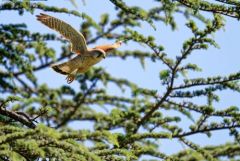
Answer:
[[0, 0, 240, 160]]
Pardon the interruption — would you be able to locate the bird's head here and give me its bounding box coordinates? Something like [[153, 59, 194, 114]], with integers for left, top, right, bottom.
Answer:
[[91, 49, 107, 59]]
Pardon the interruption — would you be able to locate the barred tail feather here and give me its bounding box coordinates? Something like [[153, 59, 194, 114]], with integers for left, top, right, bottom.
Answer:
[[51, 55, 83, 75], [51, 62, 71, 75]]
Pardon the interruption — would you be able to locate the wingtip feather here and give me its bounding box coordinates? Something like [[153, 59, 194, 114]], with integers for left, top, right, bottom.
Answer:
[[36, 13, 49, 21]]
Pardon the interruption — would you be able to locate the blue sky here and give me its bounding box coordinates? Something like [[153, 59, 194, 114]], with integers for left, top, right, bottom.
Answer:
[[1, 0, 240, 158]]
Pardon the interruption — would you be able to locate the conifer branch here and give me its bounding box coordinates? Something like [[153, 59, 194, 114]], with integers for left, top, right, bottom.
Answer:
[[173, 72, 240, 90], [0, 103, 36, 129], [176, 0, 240, 19]]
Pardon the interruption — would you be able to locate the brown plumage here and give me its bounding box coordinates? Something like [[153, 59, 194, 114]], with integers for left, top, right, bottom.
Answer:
[[36, 13, 122, 83]]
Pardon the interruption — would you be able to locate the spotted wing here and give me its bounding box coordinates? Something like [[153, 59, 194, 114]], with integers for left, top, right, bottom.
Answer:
[[36, 13, 87, 54]]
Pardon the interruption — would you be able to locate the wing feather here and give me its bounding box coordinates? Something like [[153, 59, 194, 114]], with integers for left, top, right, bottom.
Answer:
[[36, 13, 87, 54]]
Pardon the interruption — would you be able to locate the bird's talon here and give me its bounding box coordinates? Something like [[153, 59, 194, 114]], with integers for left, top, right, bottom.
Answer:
[[66, 75, 75, 84]]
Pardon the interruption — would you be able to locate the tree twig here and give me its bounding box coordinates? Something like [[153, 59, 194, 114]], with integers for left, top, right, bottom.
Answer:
[[0, 104, 36, 129]]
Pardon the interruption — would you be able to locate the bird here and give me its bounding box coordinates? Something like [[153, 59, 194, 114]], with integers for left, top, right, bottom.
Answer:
[[36, 13, 122, 84]]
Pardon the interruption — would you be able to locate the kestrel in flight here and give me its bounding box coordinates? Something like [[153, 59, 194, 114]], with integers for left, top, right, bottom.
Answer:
[[36, 13, 122, 83]]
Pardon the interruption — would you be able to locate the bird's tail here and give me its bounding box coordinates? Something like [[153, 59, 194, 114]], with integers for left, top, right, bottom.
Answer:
[[51, 55, 83, 75], [51, 62, 71, 75]]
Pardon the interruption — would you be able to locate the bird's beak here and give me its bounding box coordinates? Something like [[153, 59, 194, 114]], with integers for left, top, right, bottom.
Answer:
[[103, 53, 106, 59]]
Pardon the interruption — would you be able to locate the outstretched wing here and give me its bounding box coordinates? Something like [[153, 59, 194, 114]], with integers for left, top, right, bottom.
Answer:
[[36, 13, 87, 54]]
